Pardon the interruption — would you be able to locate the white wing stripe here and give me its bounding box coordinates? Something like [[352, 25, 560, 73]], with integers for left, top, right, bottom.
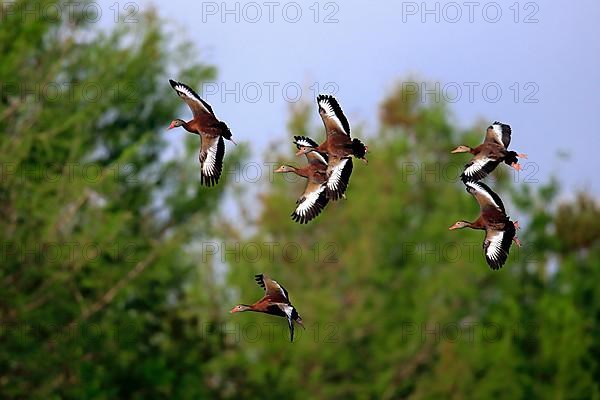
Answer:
[[295, 185, 325, 216], [202, 140, 219, 176], [465, 181, 501, 210], [319, 98, 348, 134], [272, 280, 288, 301], [491, 124, 504, 145], [296, 139, 314, 147], [486, 231, 504, 261], [312, 151, 328, 165], [174, 83, 211, 114], [463, 157, 491, 177], [327, 159, 348, 191]]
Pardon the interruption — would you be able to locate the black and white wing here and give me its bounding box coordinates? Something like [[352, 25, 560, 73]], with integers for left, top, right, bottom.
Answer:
[[326, 157, 353, 201], [292, 181, 329, 224], [317, 94, 351, 136], [293, 135, 319, 149], [169, 79, 214, 118], [484, 121, 512, 149], [484, 222, 516, 270], [464, 180, 506, 214], [285, 305, 295, 342], [461, 156, 500, 182], [199, 135, 224, 186], [293, 136, 328, 165], [254, 274, 290, 303]]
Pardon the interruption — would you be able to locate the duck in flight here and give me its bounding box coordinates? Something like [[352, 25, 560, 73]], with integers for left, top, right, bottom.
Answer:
[[449, 180, 521, 270], [295, 95, 368, 200], [275, 137, 330, 224], [451, 122, 527, 182], [230, 274, 304, 342], [168, 79, 236, 186]]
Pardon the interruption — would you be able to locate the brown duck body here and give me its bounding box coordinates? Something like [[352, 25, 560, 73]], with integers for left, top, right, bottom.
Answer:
[[169, 79, 235, 186], [231, 274, 304, 342], [449, 181, 520, 270], [276, 143, 330, 224], [293, 95, 367, 201], [453, 122, 526, 182]]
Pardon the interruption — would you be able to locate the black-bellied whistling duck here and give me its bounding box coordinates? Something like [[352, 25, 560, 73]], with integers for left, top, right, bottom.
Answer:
[[230, 274, 304, 342], [451, 122, 527, 182], [449, 180, 521, 270], [168, 79, 236, 186], [296, 95, 368, 201], [275, 139, 329, 224]]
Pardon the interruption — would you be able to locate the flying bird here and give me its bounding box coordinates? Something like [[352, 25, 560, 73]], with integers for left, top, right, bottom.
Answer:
[[451, 122, 527, 182], [449, 180, 521, 270], [295, 95, 368, 200], [275, 138, 330, 224], [230, 274, 304, 342], [168, 79, 236, 186]]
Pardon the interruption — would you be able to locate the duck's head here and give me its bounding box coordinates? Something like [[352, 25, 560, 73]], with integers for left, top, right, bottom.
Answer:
[[295, 147, 312, 157], [168, 119, 185, 130], [449, 220, 470, 230], [275, 165, 295, 173], [230, 304, 251, 313], [451, 145, 471, 154]]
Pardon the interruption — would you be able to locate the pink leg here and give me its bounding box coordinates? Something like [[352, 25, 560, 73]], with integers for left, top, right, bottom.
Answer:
[[513, 236, 522, 247], [517, 153, 527, 159], [511, 162, 522, 171], [514, 221, 520, 230]]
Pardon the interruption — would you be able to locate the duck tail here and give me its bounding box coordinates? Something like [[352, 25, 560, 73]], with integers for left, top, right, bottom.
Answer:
[[351, 138, 367, 159], [219, 121, 233, 141], [504, 150, 519, 166]]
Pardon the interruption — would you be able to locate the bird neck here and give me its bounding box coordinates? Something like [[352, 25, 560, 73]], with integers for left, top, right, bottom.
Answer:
[[281, 165, 307, 177], [179, 119, 196, 134], [468, 219, 485, 230]]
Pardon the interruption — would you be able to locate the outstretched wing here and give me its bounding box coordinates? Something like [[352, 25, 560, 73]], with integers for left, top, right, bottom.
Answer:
[[484, 222, 516, 270], [464, 180, 506, 214], [169, 79, 215, 118], [484, 122, 512, 148], [287, 311, 295, 342], [326, 157, 353, 201], [317, 94, 350, 136], [199, 135, 225, 186], [293, 135, 319, 148], [461, 156, 500, 182], [255, 274, 290, 303], [293, 136, 328, 165], [292, 181, 329, 224]]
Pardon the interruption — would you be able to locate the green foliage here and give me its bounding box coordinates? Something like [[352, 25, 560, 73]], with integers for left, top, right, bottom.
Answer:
[[0, 1, 241, 398]]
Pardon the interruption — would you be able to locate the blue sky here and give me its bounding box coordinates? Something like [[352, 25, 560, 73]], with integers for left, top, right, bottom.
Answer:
[[101, 0, 600, 195]]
